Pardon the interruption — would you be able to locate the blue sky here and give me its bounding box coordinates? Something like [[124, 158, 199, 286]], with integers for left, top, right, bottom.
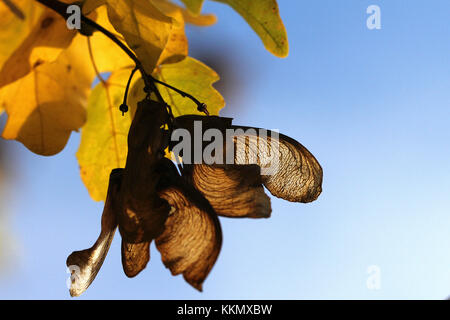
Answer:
[[0, 0, 449, 299]]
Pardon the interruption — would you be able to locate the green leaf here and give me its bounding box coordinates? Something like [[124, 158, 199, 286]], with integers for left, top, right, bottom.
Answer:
[[179, 0, 204, 15], [213, 0, 288, 57], [104, 0, 173, 74], [77, 69, 135, 201]]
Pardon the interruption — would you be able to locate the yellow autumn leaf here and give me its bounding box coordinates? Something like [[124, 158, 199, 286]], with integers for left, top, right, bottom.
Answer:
[[77, 68, 136, 201], [152, 0, 216, 27], [104, 0, 173, 73], [0, 6, 77, 88], [87, 6, 133, 72], [0, 0, 43, 70], [182, 11, 217, 27], [213, 0, 288, 57], [180, 0, 204, 15], [0, 35, 94, 156], [129, 57, 224, 118], [152, 1, 188, 65], [82, 0, 106, 14], [154, 56, 224, 117]]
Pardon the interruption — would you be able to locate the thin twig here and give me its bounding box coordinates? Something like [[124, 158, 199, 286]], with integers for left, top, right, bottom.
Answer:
[[119, 67, 138, 115], [35, 0, 209, 115], [151, 75, 209, 115]]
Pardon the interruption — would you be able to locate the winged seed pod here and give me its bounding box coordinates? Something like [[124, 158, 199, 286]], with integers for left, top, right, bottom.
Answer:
[[67, 99, 222, 296], [171, 115, 323, 214], [67, 99, 322, 296]]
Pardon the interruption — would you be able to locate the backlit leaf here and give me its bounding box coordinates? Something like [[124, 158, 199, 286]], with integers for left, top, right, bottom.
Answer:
[[152, 0, 216, 26], [180, 0, 204, 15], [213, 0, 288, 57], [82, 0, 106, 14], [77, 68, 136, 201], [87, 6, 133, 72], [0, 7, 76, 87], [128, 58, 224, 119], [154, 57, 224, 117], [182, 11, 217, 26], [0, 35, 93, 156], [104, 0, 172, 73], [152, 2, 188, 65], [0, 0, 43, 70]]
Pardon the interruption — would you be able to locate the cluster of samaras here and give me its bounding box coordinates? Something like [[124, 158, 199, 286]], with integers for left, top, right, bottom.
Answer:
[[67, 99, 323, 296]]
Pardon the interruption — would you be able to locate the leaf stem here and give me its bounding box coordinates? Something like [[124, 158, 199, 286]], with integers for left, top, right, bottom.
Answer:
[[150, 75, 209, 115], [119, 66, 138, 116]]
